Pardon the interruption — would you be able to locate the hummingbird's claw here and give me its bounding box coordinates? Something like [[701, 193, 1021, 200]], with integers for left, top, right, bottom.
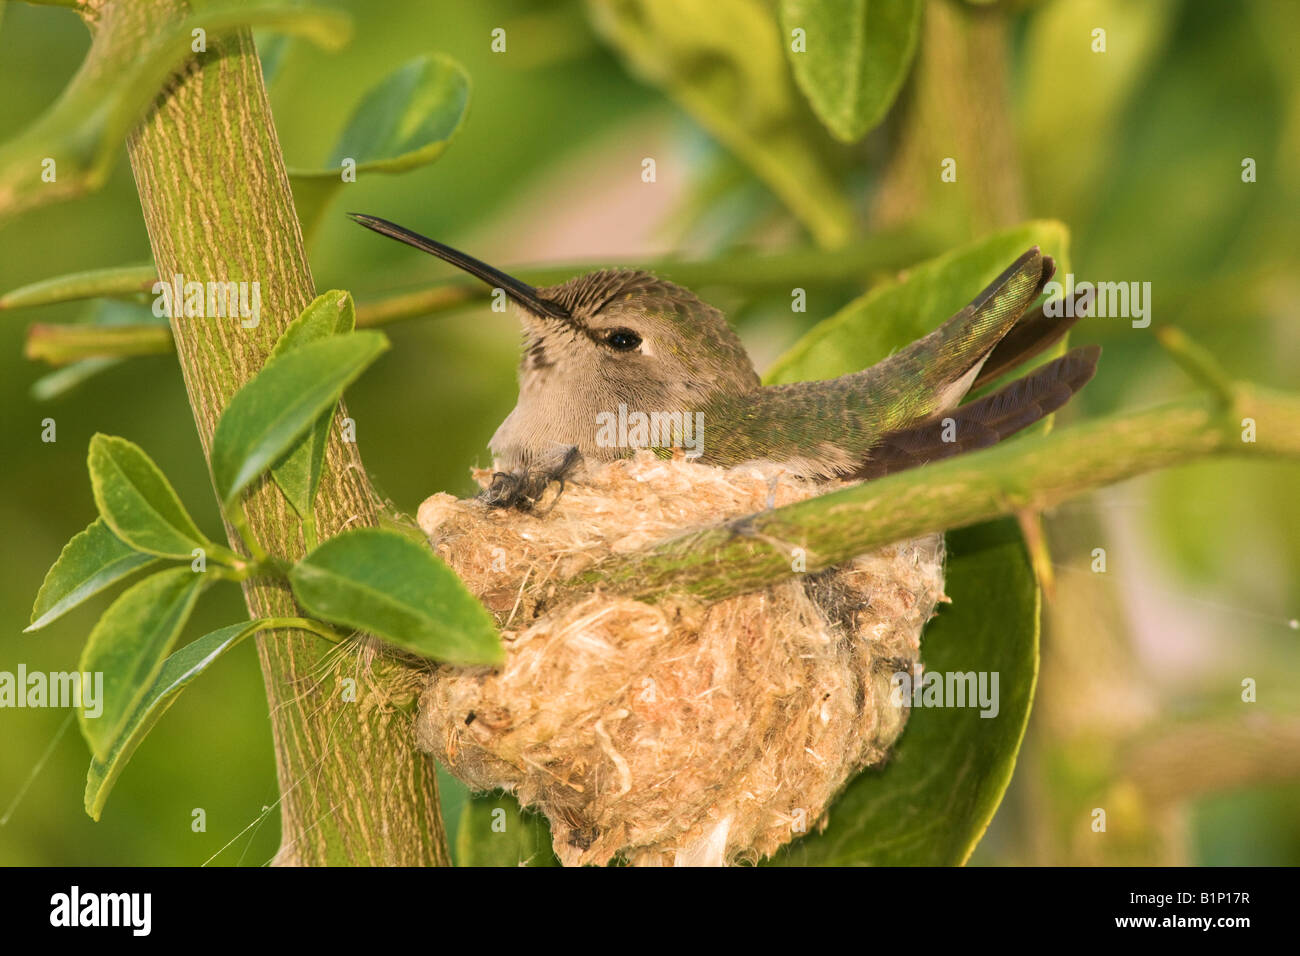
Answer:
[[478, 447, 584, 513]]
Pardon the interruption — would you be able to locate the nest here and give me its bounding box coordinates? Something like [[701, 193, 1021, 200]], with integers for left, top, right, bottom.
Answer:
[[413, 453, 946, 866]]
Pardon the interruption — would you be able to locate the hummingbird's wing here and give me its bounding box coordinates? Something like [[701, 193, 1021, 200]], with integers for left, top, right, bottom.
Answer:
[[847, 345, 1100, 479], [703, 247, 1064, 476]]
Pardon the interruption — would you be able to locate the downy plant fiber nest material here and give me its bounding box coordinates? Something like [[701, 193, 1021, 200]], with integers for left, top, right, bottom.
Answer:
[[414, 453, 947, 866]]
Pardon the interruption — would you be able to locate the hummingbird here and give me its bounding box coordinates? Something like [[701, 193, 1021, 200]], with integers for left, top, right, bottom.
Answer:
[[350, 213, 1099, 510]]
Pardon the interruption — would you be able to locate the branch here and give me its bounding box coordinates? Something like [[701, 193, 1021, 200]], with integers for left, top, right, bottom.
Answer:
[[577, 385, 1300, 602], [12, 229, 940, 365], [102, 0, 449, 865]]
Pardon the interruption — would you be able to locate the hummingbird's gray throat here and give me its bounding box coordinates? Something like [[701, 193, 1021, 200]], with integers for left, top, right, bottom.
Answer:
[[351, 214, 1100, 511]]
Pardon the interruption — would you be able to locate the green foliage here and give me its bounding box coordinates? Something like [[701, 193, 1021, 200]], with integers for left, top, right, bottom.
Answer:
[[25, 293, 497, 821], [0, 265, 154, 310], [84, 619, 270, 820], [268, 290, 357, 533], [88, 435, 216, 560], [6, 0, 1296, 869], [289, 53, 471, 237], [321, 53, 470, 174], [30, 359, 126, 403], [290, 528, 504, 666], [26, 518, 157, 633], [77, 567, 207, 760], [779, 0, 923, 142], [1020, 0, 1175, 227], [210, 331, 387, 507]]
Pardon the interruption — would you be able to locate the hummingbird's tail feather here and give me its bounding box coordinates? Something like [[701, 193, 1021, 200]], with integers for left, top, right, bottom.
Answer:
[[849, 345, 1100, 480], [971, 288, 1091, 391]]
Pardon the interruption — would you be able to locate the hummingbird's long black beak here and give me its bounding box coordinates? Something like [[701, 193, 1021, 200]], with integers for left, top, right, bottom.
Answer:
[[348, 213, 572, 322]]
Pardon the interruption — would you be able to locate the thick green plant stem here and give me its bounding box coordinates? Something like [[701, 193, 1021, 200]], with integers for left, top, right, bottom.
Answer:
[[580, 387, 1300, 602], [93, 0, 448, 865]]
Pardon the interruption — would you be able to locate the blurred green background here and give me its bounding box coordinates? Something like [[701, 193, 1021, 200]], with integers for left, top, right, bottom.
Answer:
[[1, 0, 1296, 865]]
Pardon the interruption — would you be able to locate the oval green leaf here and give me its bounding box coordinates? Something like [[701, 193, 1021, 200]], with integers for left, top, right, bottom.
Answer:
[[88, 434, 212, 559], [289, 528, 503, 666], [269, 290, 357, 520], [211, 330, 388, 507], [270, 289, 357, 359], [84, 618, 269, 820], [779, 0, 924, 142], [288, 54, 471, 239], [78, 567, 207, 761], [770, 518, 1039, 865], [323, 53, 470, 175], [27, 518, 158, 632]]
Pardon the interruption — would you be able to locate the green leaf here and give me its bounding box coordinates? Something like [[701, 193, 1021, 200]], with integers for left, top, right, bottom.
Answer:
[[455, 792, 560, 867], [771, 518, 1039, 865], [0, 2, 351, 221], [324, 54, 470, 175], [765, 220, 1072, 384], [778, 0, 923, 142], [88, 434, 212, 559], [84, 618, 268, 820], [78, 567, 207, 761], [289, 528, 503, 666], [27, 518, 158, 632], [269, 291, 356, 522], [270, 289, 357, 360], [586, 0, 853, 247], [288, 54, 471, 238], [211, 331, 388, 507]]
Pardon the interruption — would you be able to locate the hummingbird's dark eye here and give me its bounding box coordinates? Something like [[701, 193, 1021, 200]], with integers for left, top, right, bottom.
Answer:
[[606, 329, 642, 352]]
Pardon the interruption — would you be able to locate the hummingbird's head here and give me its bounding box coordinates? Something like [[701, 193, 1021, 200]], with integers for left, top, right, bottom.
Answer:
[[347, 214, 759, 407], [520, 268, 761, 399]]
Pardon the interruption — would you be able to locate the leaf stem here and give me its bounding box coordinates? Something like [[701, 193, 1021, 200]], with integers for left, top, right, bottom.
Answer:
[[225, 499, 271, 566], [301, 512, 319, 552]]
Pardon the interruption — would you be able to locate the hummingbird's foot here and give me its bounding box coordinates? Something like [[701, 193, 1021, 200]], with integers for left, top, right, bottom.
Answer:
[[479, 470, 550, 511], [479, 447, 583, 513]]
